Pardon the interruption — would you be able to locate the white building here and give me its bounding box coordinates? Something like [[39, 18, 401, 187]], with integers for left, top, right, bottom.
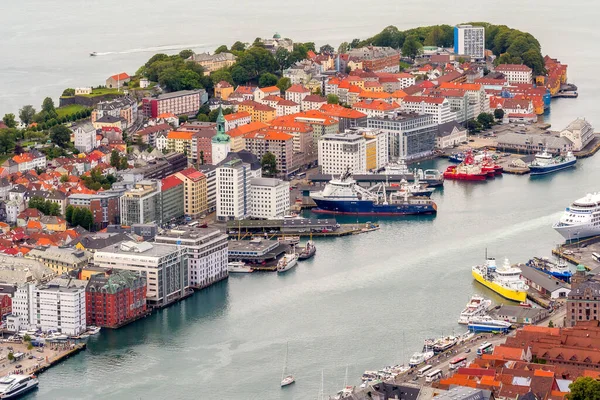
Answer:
[[436, 121, 468, 149], [275, 100, 301, 117], [120, 180, 162, 226], [94, 241, 189, 308], [560, 118, 594, 151], [250, 178, 290, 219], [73, 122, 97, 153], [318, 133, 367, 176], [224, 112, 251, 132], [347, 127, 389, 171], [211, 109, 231, 166], [495, 64, 533, 84], [155, 227, 228, 290], [12, 279, 87, 336], [155, 131, 169, 151], [75, 87, 92, 95], [216, 158, 261, 221], [285, 85, 311, 104], [400, 96, 456, 125], [199, 165, 217, 213], [454, 25, 485, 59]]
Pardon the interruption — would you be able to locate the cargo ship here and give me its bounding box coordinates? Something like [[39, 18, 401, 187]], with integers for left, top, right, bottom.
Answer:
[[310, 169, 437, 216], [472, 256, 529, 302], [529, 148, 576, 175], [526, 256, 572, 283]]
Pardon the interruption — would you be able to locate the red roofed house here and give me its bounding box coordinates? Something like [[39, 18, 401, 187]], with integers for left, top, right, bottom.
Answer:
[[352, 100, 401, 118], [214, 81, 234, 100], [301, 95, 328, 112], [320, 104, 368, 131], [227, 121, 269, 152], [254, 86, 281, 102], [224, 111, 251, 132], [106, 72, 130, 89], [285, 84, 311, 104], [400, 96, 454, 124], [244, 131, 295, 174], [495, 64, 533, 84]]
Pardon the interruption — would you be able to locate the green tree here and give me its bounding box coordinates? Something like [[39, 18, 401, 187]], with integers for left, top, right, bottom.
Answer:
[[493, 108, 505, 120], [19, 105, 36, 126], [231, 41, 246, 52], [159, 68, 201, 92], [49, 125, 71, 147], [178, 49, 193, 59], [61, 88, 75, 97], [48, 202, 60, 216], [402, 35, 423, 59], [7, 352, 13, 362], [214, 45, 228, 54], [65, 205, 74, 224], [258, 73, 278, 88], [261, 152, 278, 176], [275, 48, 291, 72], [327, 94, 339, 104], [42, 97, 57, 118], [466, 119, 482, 133], [548, 320, 554, 328], [231, 65, 251, 85], [23, 334, 31, 342], [477, 113, 495, 130], [119, 157, 129, 170], [197, 114, 210, 122], [567, 377, 600, 400], [210, 69, 234, 85], [277, 77, 292, 93], [28, 197, 48, 214], [27, 343, 33, 351], [0, 132, 16, 154], [338, 42, 350, 54], [110, 150, 121, 168], [319, 44, 334, 54], [2, 114, 16, 128]]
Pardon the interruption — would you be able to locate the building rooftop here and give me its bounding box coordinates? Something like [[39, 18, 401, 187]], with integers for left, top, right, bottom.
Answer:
[[27, 247, 92, 265], [87, 270, 145, 294], [519, 265, 570, 292], [38, 277, 88, 293], [96, 241, 180, 258], [0, 255, 55, 285], [150, 90, 204, 101], [250, 177, 287, 187]]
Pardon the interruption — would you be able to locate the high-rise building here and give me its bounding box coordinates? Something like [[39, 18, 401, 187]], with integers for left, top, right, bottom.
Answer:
[[86, 270, 147, 328], [161, 175, 185, 224], [318, 132, 367, 176], [250, 178, 290, 219], [68, 190, 125, 229], [94, 241, 189, 308], [175, 168, 208, 220], [120, 180, 162, 226], [454, 25, 485, 60], [155, 227, 228, 289], [216, 154, 262, 221]]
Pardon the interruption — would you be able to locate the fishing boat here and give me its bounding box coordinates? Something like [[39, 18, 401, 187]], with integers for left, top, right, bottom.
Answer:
[[227, 261, 254, 273], [526, 257, 572, 282], [467, 316, 512, 333], [277, 253, 299, 273], [89, 52, 97, 56], [472, 256, 529, 302], [297, 240, 316, 260], [448, 152, 465, 163], [458, 295, 492, 324], [529, 148, 576, 175], [280, 342, 295, 387], [311, 168, 437, 216]]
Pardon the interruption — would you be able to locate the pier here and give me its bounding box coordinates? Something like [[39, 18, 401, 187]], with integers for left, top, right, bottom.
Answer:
[[226, 219, 379, 238], [0, 340, 86, 377]]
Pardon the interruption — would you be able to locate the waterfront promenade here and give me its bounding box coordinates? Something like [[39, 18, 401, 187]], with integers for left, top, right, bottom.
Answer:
[[0, 341, 85, 377]]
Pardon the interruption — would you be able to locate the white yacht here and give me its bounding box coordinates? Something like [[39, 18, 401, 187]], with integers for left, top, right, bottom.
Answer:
[[458, 295, 492, 324], [277, 253, 299, 273], [227, 261, 253, 273], [0, 375, 39, 399], [408, 347, 434, 367], [553, 192, 600, 240]]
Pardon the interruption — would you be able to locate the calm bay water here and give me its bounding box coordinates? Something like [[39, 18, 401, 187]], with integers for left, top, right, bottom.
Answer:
[[2, 0, 599, 398]]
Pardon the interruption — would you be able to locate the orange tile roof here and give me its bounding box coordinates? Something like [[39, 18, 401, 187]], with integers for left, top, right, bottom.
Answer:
[[353, 100, 399, 111], [235, 86, 257, 95], [224, 111, 251, 121], [391, 90, 408, 98], [26, 220, 43, 230], [110, 72, 130, 81], [262, 95, 285, 102], [227, 122, 269, 138], [259, 86, 280, 93], [403, 95, 446, 104], [157, 112, 176, 119], [167, 131, 195, 140], [359, 90, 391, 100], [319, 104, 367, 119], [493, 346, 524, 361], [440, 82, 482, 91], [286, 84, 310, 93], [36, 237, 56, 246]]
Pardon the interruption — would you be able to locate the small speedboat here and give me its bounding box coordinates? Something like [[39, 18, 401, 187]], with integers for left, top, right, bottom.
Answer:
[[90, 52, 98, 56]]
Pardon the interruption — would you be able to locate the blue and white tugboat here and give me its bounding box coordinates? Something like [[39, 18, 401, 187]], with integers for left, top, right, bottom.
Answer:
[[467, 316, 512, 333], [528, 148, 576, 175], [526, 256, 573, 283]]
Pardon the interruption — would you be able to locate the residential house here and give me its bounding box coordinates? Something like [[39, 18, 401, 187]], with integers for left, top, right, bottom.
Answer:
[[175, 168, 207, 219], [73, 122, 97, 153], [106, 73, 130, 89], [214, 81, 234, 100]]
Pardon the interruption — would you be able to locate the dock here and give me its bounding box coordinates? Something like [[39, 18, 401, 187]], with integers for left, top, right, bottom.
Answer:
[[0, 340, 86, 377], [553, 236, 600, 271], [227, 223, 379, 239]]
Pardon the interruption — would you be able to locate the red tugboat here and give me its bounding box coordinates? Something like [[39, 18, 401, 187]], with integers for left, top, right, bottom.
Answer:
[[443, 151, 488, 181], [479, 151, 503, 176]]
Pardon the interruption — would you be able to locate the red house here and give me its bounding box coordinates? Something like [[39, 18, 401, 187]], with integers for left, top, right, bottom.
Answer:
[[86, 270, 147, 328]]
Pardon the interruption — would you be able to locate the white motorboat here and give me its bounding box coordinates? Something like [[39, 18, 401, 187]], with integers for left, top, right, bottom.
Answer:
[[227, 261, 253, 273], [0, 374, 39, 399], [408, 348, 434, 367], [89, 52, 97, 56], [458, 295, 492, 324], [277, 253, 298, 273], [87, 326, 101, 335]]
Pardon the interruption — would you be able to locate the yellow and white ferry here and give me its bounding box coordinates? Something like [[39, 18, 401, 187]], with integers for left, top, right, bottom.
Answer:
[[472, 257, 528, 302]]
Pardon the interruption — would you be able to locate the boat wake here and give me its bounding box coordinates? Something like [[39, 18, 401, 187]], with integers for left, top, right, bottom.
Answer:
[[91, 44, 205, 57]]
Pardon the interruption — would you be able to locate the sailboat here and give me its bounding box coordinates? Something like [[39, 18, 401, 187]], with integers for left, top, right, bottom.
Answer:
[[281, 342, 295, 387]]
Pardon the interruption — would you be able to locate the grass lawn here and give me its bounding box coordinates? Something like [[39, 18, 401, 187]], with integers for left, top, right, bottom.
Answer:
[[56, 104, 87, 119], [80, 88, 121, 98]]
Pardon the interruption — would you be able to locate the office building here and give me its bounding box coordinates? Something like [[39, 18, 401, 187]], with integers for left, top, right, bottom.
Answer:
[[318, 132, 367, 175], [216, 155, 262, 221], [250, 178, 290, 219], [120, 180, 162, 226], [161, 175, 185, 223], [454, 25, 485, 59]]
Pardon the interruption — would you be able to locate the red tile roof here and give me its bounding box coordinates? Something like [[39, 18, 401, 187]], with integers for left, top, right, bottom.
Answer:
[[110, 72, 130, 81], [352, 100, 399, 111], [161, 175, 183, 191], [302, 95, 327, 103], [259, 86, 280, 93], [496, 64, 533, 72], [286, 84, 310, 93], [224, 111, 251, 121], [227, 122, 269, 138], [403, 95, 446, 104], [244, 131, 293, 141], [319, 104, 367, 119], [177, 168, 205, 182], [167, 131, 195, 140]]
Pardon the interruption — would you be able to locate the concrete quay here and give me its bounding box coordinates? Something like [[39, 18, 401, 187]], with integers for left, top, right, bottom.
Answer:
[[554, 236, 600, 271], [0, 340, 86, 377]]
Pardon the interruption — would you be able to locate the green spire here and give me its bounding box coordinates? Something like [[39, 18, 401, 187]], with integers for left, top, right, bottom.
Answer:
[[212, 106, 230, 144], [577, 264, 586, 272]]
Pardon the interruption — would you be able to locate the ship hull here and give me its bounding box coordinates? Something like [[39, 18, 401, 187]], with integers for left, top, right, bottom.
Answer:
[[443, 172, 487, 181], [467, 323, 510, 333], [311, 198, 436, 216], [530, 266, 572, 283], [530, 159, 576, 175], [553, 222, 600, 241], [472, 270, 527, 302]]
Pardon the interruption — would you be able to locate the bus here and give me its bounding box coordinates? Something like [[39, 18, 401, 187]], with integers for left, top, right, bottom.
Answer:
[[188, 221, 199, 228], [425, 369, 443, 383], [477, 342, 494, 355], [297, 172, 306, 179], [417, 365, 432, 377], [592, 252, 600, 262], [449, 356, 467, 370]]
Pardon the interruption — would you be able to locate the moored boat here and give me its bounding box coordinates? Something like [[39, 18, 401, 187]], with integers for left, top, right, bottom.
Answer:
[[277, 253, 299, 273], [89, 51, 97, 56], [529, 148, 576, 175], [408, 347, 434, 367], [458, 295, 492, 324], [227, 261, 254, 273], [432, 336, 457, 353], [468, 316, 512, 333], [297, 241, 316, 260], [526, 257, 572, 282], [472, 257, 529, 302], [278, 236, 300, 246], [0, 374, 39, 399], [553, 192, 600, 240]]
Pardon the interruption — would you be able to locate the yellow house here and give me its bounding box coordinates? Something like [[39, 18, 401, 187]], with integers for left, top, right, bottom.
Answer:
[[175, 168, 208, 219], [41, 216, 67, 232], [167, 131, 195, 155], [80, 266, 107, 281], [92, 115, 123, 130], [26, 247, 91, 275], [227, 122, 269, 152], [238, 101, 276, 123], [214, 80, 234, 100]]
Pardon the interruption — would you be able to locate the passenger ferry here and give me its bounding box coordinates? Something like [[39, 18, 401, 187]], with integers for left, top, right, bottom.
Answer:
[[472, 257, 529, 302], [458, 295, 492, 324], [227, 261, 254, 273], [277, 253, 299, 273], [0, 374, 39, 399], [432, 336, 458, 353], [553, 192, 600, 240], [529, 148, 576, 175], [310, 169, 437, 216], [468, 316, 512, 333]]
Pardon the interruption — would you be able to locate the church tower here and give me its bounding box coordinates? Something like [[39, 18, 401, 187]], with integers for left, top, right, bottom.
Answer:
[[211, 107, 231, 165]]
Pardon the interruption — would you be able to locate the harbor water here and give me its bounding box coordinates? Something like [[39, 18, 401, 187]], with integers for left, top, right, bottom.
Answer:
[[2, 0, 599, 399]]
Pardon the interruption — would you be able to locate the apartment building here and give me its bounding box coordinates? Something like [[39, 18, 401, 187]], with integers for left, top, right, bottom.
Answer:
[[244, 131, 295, 175], [120, 180, 162, 226], [318, 132, 367, 175], [453, 25, 485, 59], [142, 90, 206, 118], [250, 178, 290, 219], [175, 168, 208, 220], [495, 64, 533, 84], [400, 96, 456, 125], [216, 156, 261, 221]]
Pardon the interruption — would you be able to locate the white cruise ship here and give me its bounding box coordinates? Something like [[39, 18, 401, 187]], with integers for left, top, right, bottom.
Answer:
[[0, 374, 39, 399], [553, 192, 600, 240], [458, 295, 492, 324]]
